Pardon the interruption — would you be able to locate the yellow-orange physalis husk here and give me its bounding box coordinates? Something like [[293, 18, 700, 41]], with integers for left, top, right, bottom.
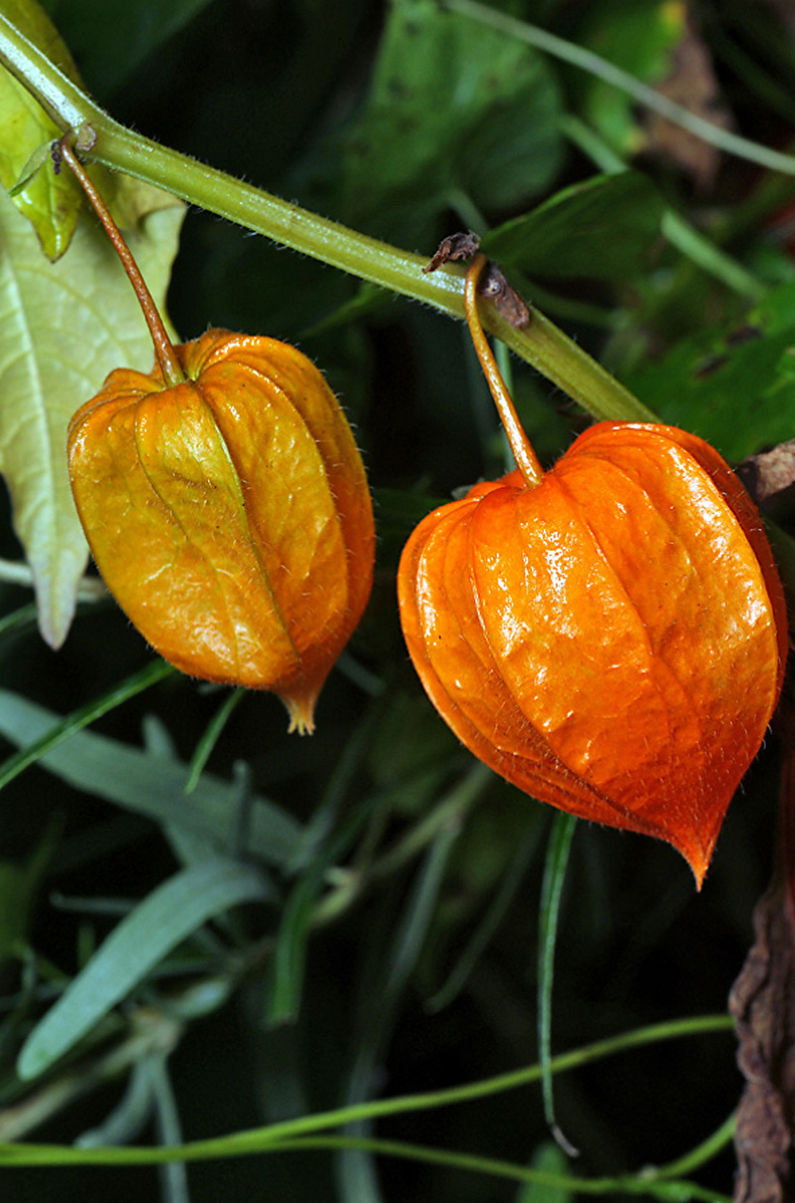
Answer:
[[68, 328, 375, 734], [398, 420, 788, 886]]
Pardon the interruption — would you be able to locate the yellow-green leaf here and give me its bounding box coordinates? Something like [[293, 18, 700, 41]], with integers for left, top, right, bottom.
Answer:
[[0, 180, 185, 647], [0, 0, 86, 258]]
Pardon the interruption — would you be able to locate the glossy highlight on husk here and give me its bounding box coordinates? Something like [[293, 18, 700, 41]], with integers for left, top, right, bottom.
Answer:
[[69, 329, 375, 733], [398, 255, 787, 886]]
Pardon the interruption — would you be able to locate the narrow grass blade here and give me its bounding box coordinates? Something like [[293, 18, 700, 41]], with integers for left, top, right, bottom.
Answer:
[[184, 688, 244, 795], [538, 813, 577, 1155], [0, 660, 174, 791]]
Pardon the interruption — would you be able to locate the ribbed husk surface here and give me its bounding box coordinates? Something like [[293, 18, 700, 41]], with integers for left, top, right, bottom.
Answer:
[[398, 422, 787, 885], [68, 329, 375, 733]]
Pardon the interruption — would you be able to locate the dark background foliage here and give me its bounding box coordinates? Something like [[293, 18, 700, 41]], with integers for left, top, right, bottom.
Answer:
[[2, 0, 795, 1198]]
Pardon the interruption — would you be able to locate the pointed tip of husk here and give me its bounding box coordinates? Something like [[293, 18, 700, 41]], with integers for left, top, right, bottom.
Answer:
[[678, 840, 712, 892], [691, 863, 707, 893]]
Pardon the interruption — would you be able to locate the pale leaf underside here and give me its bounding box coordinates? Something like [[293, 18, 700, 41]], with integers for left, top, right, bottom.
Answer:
[[0, 184, 184, 647]]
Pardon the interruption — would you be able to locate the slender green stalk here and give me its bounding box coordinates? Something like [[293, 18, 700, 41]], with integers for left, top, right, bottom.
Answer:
[[426, 822, 540, 1012], [0, 599, 38, 637], [652, 1112, 736, 1180], [0, 1132, 736, 1200], [236, 1135, 733, 1200], [0, 11, 651, 422], [306, 1136, 734, 1200], [0, 1130, 735, 1201], [366, 762, 492, 882], [147, 1056, 190, 1203], [445, 0, 795, 178], [0, 1014, 732, 1166]]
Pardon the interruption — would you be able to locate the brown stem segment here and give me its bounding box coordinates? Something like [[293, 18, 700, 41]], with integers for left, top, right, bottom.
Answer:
[[58, 136, 185, 388], [464, 253, 544, 489]]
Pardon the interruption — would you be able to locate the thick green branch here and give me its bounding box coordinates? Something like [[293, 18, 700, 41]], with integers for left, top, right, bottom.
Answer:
[[0, 11, 652, 422]]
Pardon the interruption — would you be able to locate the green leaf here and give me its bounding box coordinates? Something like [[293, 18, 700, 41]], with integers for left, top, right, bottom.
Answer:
[[147, 1055, 189, 1203], [625, 281, 795, 461], [339, 0, 562, 233], [0, 865, 31, 958], [482, 172, 665, 281], [0, 180, 184, 646], [17, 858, 271, 1079], [268, 739, 378, 1025], [426, 820, 541, 1013], [0, 687, 305, 866], [0, 0, 84, 257]]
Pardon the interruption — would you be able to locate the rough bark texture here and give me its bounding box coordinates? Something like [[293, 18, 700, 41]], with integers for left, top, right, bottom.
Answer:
[[730, 711, 795, 1202], [730, 879, 795, 1201]]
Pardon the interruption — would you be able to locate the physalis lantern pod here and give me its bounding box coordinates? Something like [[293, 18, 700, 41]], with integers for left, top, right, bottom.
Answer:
[[398, 253, 787, 886], [61, 138, 374, 734]]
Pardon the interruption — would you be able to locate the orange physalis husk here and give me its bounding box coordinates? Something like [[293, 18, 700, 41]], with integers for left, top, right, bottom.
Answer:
[[68, 329, 374, 735], [60, 137, 374, 735], [398, 255, 787, 887]]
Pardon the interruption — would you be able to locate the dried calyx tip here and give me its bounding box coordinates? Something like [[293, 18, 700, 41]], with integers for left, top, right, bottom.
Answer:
[[285, 695, 317, 736], [424, 232, 530, 329]]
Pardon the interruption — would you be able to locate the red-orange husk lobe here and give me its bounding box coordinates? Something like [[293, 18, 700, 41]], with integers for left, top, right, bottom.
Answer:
[[398, 420, 786, 887]]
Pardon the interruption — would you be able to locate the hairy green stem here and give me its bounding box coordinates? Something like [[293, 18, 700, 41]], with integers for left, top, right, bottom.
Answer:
[[0, 12, 651, 422]]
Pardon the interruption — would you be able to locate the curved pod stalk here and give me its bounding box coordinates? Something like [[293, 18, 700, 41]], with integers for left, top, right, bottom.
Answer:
[[398, 258, 787, 886]]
